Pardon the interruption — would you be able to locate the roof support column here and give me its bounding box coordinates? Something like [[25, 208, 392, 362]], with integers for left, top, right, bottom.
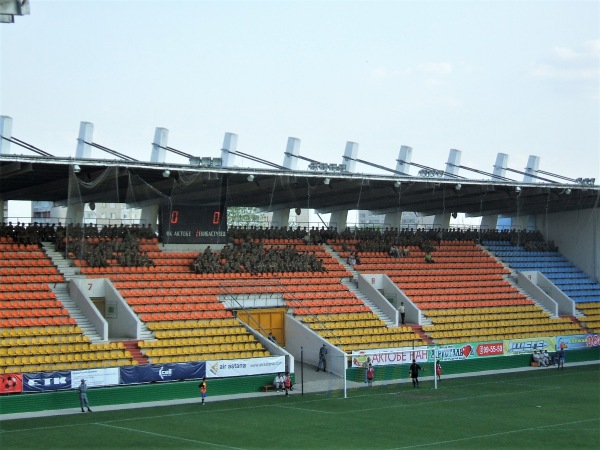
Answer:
[[138, 127, 170, 231], [433, 149, 462, 229], [282, 137, 300, 171], [75, 122, 94, 159], [512, 155, 540, 230], [66, 123, 92, 227], [329, 142, 358, 230], [65, 201, 84, 228], [0, 115, 13, 154], [272, 138, 302, 228], [385, 145, 413, 228], [0, 116, 12, 222], [150, 127, 168, 163], [480, 153, 508, 230], [220, 132, 238, 168]]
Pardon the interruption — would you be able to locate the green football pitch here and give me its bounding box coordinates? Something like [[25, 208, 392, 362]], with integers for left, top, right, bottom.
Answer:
[[1, 365, 598, 449]]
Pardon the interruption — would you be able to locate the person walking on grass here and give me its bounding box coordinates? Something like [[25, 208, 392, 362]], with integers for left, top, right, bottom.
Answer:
[[77, 379, 92, 412], [317, 344, 328, 372], [199, 377, 207, 405], [409, 359, 424, 388]]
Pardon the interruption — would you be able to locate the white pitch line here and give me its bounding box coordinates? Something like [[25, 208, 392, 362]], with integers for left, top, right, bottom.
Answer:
[[274, 404, 336, 414], [96, 422, 247, 450], [390, 418, 600, 449], [338, 385, 560, 414]]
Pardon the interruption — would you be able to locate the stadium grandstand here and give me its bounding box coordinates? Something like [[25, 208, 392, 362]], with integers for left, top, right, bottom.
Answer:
[[0, 115, 598, 415]]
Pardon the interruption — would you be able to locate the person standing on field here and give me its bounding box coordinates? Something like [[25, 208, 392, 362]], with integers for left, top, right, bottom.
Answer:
[[77, 379, 92, 412], [366, 363, 375, 387], [436, 360, 443, 381], [557, 348, 565, 370], [409, 359, 424, 388], [199, 377, 207, 405]]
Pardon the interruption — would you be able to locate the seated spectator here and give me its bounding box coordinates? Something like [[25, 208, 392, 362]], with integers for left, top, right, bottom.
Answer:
[[347, 252, 356, 267], [532, 351, 546, 366], [273, 373, 285, 392], [542, 350, 552, 366], [401, 246, 411, 257], [424, 252, 435, 263]]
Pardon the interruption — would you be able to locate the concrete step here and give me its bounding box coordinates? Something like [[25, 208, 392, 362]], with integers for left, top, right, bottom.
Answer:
[[120, 340, 149, 365], [410, 324, 434, 345]]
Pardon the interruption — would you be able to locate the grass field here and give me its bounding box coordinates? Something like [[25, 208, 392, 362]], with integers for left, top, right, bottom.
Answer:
[[1, 364, 598, 449]]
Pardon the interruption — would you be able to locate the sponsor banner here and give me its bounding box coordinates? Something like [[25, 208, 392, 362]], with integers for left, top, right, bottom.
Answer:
[[505, 337, 555, 355], [429, 342, 504, 362], [350, 347, 428, 368], [0, 373, 23, 395], [586, 334, 600, 348], [119, 362, 205, 385], [70, 368, 120, 388], [205, 356, 285, 378], [557, 334, 600, 351], [23, 371, 71, 393]]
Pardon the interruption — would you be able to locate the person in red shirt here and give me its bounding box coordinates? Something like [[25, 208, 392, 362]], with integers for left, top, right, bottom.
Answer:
[[366, 364, 375, 387], [284, 372, 292, 396], [199, 377, 207, 405]]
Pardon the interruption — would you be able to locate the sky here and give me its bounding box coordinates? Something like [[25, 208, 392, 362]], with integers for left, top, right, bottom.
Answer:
[[1, 0, 599, 192]]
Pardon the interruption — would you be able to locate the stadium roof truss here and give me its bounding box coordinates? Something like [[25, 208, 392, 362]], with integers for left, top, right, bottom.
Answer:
[[0, 154, 598, 218]]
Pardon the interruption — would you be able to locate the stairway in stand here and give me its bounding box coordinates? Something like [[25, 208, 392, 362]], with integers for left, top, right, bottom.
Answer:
[[409, 324, 434, 345], [121, 340, 149, 365], [565, 315, 592, 334]]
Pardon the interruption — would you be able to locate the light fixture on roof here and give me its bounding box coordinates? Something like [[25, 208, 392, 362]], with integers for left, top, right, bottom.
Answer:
[[247, 174, 254, 182], [515, 186, 522, 193], [394, 181, 401, 188], [323, 178, 331, 185], [564, 188, 571, 195], [73, 164, 81, 173], [454, 183, 462, 191], [162, 169, 170, 178]]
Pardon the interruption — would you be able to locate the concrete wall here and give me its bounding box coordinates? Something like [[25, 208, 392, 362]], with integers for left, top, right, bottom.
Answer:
[[104, 280, 141, 340], [70, 278, 140, 340], [69, 279, 108, 340], [285, 315, 347, 377], [536, 207, 599, 282], [358, 274, 420, 325], [357, 274, 399, 325], [518, 272, 575, 316]]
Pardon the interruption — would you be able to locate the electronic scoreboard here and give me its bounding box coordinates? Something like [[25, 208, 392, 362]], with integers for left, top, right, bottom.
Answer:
[[160, 204, 227, 244]]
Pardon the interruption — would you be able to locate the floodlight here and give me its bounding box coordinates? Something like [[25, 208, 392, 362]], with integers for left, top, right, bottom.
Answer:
[[247, 175, 254, 182], [162, 169, 170, 178], [323, 178, 331, 185], [73, 164, 81, 173]]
